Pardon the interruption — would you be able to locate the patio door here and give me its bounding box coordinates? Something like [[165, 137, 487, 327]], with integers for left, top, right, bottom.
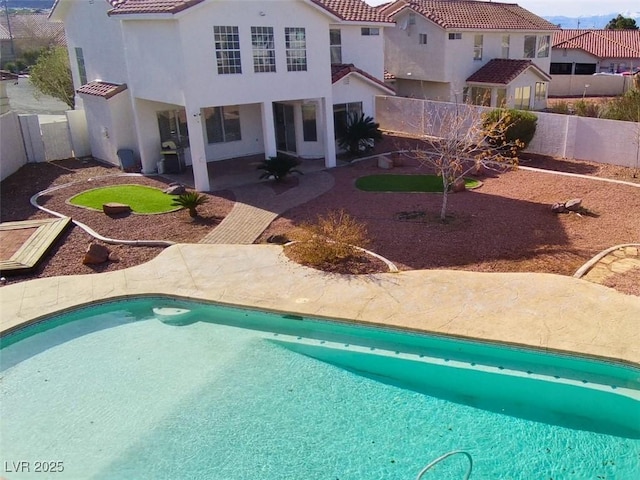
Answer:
[[273, 103, 297, 154]]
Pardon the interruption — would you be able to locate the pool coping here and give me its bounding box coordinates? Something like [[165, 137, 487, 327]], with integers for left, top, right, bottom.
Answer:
[[1, 244, 640, 368]]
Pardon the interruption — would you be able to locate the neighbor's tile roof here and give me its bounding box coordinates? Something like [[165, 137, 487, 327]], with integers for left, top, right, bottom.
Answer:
[[382, 0, 558, 30], [0, 13, 66, 44], [0, 70, 19, 81], [466, 58, 551, 84], [553, 29, 640, 59], [108, 0, 205, 15], [108, 0, 389, 21], [77, 81, 128, 99], [332, 63, 395, 92]]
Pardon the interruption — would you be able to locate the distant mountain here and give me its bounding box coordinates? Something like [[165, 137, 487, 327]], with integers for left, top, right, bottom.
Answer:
[[544, 12, 640, 29]]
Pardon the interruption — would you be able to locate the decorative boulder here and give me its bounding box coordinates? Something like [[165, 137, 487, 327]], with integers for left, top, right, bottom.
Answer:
[[83, 243, 110, 265], [164, 184, 186, 195], [103, 202, 131, 215], [564, 198, 583, 212], [452, 178, 466, 193]]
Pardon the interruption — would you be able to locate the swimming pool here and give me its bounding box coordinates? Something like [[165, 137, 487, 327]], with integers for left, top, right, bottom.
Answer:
[[1, 297, 639, 479]]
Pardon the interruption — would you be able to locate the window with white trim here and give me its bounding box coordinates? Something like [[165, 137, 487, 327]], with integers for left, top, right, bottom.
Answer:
[[514, 86, 531, 110], [474, 35, 483, 60], [361, 27, 379, 36], [419, 33, 427, 45], [333, 102, 362, 138], [501, 35, 510, 59], [252, 26, 275, 73], [330, 29, 342, 64], [204, 106, 241, 144], [285, 27, 307, 72], [157, 109, 189, 145], [535, 82, 547, 102], [537, 35, 550, 58], [524, 35, 536, 58], [448, 32, 462, 40], [75, 47, 87, 85], [214, 26, 241, 74]]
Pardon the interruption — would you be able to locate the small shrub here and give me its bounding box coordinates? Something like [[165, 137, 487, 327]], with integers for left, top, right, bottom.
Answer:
[[549, 101, 570, 114], [288, 209, 370, 267], [483, 109, 537, 152], [338, 112, 382, 157], [601, 89, 640, 122], [4, 62, 17, 73], [257, 155, 303, 181], [171, 191, 208, 218], [574, 100, 600, 118]]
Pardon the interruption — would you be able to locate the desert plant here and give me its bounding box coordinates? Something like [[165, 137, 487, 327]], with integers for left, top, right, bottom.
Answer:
[[338, 112, 383, 157], [574, 100, 601, 118], [483, 108, 537, 151], [601, 89, 640, 122], [171, 191, 208, 218], [288, 209, 370, 267], [257, 155, 303, 181], [549, 101, 570, 115]]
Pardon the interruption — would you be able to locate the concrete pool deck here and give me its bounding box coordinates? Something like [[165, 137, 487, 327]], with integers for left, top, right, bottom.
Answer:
[[1, 243, 639, 367]]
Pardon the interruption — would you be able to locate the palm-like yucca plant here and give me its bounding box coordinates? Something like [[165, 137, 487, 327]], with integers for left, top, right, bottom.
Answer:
[[257, 155, 303, 181], [338, 112, 383, 157], [171, 191, 208, 218]]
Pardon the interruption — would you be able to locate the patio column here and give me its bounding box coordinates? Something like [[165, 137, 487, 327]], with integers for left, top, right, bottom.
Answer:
[[320, 97, 336, 168], [261, 101, 277, 159], [186, 108, 210, 192]]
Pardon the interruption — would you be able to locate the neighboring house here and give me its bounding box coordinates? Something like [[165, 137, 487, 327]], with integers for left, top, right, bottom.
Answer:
[[0, 12, 66, 65], [381, 0, 558, 110], [50, 0, 394, 192], [551, 29, 640, 76]]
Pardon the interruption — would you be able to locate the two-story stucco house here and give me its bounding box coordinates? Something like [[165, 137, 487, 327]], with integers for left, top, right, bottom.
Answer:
[[381, 0, 558, 110], [50, 0, 393, 191]]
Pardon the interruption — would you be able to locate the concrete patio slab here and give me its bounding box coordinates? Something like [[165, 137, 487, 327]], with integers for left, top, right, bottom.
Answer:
[[1, 244, 639, 367]]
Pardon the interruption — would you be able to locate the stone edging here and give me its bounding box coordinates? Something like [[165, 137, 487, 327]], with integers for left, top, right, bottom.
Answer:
[[573, 244, 640, 279]]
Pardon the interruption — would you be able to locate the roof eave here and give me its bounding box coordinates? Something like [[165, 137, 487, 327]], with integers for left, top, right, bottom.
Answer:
[[334, 71, 395, 95]]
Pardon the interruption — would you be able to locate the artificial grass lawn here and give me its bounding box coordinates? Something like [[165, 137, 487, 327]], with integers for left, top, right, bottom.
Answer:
[[355, 174, 480, 192], [69, 184, 180, 214]]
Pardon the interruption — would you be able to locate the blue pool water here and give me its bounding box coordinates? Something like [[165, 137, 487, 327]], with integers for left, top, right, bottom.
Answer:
[[1, 297, 639, 479]]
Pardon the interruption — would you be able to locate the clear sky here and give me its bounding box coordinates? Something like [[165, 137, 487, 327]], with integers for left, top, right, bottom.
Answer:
[[364, 0, 639, 18]]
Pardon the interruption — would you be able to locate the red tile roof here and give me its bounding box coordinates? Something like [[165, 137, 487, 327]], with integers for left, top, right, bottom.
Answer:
[[77, 81, 128, 99], [108, 0, 205, 15], [332, 63, 395, 93], [311, 0, 392, 23], [553, 30, 640, 59], [466, 58, 551, 84], [0, 70, 19, 82], [107, 0, 389, 22], [0, 13, 66, 45], [382, 0, 558, 31]]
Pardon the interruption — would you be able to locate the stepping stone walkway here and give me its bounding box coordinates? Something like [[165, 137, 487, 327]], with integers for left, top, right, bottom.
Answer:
[[581, 245, 640, 284], [199, 170, 334, 244]]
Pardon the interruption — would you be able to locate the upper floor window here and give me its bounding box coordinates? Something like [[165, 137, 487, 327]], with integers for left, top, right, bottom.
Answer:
[[524, 35, 536, 58], [361, 27, 379, 36], [285, 27, 307, 71], [501, 35, 510, 59], [204, 106, 241, 143], [214, 26, 241, 74], [330, 29, 342, 64], [473, 35, 483, 60], [537, 35, 550, 58], [419, 33, 428, 45], [448, 33, 462, 40], [252, 26, 276, 73], [75, 47, 87, 85], [408, 13, 416, 25]]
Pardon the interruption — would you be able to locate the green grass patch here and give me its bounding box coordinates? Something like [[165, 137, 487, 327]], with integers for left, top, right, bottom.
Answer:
[[355, 174, 480, 192], [69, 184, 180, 214]]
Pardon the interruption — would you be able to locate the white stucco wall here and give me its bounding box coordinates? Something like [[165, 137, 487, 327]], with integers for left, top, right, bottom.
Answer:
[[337, 24, 386, 79], [55, 1, 128, 90], [0, 111, 28, 181]]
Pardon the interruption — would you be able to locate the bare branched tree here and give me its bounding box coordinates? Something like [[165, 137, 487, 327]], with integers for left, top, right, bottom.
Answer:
[[400, 102, 521, 221]]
